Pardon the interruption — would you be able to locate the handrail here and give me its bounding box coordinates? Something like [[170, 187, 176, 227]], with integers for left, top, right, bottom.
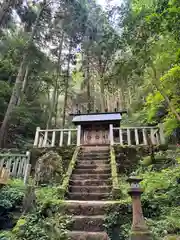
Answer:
[[113, 126, 159, 130], [38, 128, 77, 132], [33, 126, 81, 148], [0, 151, 31, 181], [110, 124, 165, 146]]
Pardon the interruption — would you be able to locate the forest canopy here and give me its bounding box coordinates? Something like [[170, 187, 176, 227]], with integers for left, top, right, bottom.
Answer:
[[0, 0, 179, 148]]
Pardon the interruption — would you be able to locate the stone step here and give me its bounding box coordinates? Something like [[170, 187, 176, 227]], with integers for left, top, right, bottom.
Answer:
[[81, 146, 109, 149], [76, 161, 111, 169], [68, 231, 109, 240], [69, 185, 112, 194], [78, 154, 110, 159], [77, 158, 110, 162], [73, 168, 111, 175], [79, 151, 109, 154], [63, 202, 109, 216], [69, 179, 112, 186], [79, 152, 109, 155], [67, 192, 111, 200], [77, 160, 110, 165], [71, 215, 105, 232], [71, 174, 111, 180], [80, 148, 109, 153]]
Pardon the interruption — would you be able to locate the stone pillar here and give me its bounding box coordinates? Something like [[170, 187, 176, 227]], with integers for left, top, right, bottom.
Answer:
[[127, 177, 152, 240]]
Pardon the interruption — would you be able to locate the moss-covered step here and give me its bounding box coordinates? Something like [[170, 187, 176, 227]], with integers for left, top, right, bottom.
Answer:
[[67, 192, 111, 200], [71, 215, 105, 231], [78, 153, 109, 160], [73, 168, 111, 175], [81, 149, 109, 154], [77, 160, 110, 165], [68, 231, 109, 240], [76, 163, 110, 169], [70, 173, 111, 180], [69, 185, 112, 194], [69, 179, 112, 186], [61, 201, 113, 216]]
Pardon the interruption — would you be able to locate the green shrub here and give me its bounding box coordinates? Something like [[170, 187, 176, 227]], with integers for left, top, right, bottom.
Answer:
[[12, 212, 71, 240], [104, 203, 131, 240], [35, 186, 63, 205], [0, 179, 25, 210]]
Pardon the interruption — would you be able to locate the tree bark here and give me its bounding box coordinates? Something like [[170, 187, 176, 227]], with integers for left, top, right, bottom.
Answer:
[[62, 42, 72, 128], [0, 0, 16, 27], [99, 56, 106, 112], [0, 1, 46, 147], [151, 65, 180, 122], [17, 64, 30, 105], [100, 76, 105, 112], [47, 32, 64, 128], [86, 52, 91, 111]]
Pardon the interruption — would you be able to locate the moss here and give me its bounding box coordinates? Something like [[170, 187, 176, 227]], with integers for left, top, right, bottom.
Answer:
[[104, 201, 132, 239], [141, 156, 152, 166], [110, 146, 120, 199], [30, 146, 75, 172], [59, 147, 80, 198], [164, 236, 180, 240], [130, 231, 152, 240], [114, 145, 140, 175], [12, 218, 26, 234]]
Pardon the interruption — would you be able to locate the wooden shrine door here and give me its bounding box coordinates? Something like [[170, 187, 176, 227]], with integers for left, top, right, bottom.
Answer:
[[83, 128, 109, 145]]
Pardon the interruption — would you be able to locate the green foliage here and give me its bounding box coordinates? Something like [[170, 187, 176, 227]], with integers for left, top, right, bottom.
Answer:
[[107, 147, 180, 240], [35, 186, 63, 205], [0, 178, 71, 240], [0, 179, 25, 209], [110, 146, 119, 193], [0, 231, 13, 240], [12, 213, 71, 240], [117, 175, 130, 200], [104, 204, 131, 240]]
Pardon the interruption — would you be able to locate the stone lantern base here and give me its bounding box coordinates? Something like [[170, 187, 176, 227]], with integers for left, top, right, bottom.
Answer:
[[130, 230, 152, 240]]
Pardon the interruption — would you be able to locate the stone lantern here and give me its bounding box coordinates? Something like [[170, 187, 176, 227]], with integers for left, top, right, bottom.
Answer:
[[127, 176, 152, 240]]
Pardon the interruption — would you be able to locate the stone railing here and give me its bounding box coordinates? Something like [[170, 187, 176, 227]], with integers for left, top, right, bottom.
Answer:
[[0, 152, 31, 183], [109, 124, 165, 146], [33, 126, 81, 148]]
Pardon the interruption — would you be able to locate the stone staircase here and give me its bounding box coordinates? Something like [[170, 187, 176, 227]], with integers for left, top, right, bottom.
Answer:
[[66, 146, 113, 239]]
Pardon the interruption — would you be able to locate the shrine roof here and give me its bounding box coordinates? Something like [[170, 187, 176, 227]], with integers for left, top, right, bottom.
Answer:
[[72, 112, 123, 124]]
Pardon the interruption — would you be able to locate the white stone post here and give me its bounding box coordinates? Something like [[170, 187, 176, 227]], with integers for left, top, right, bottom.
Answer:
[[142, 128, 147, 145], [119, 129, 123, 145], [24, 164, 31, 184], [135, 128, 139, 145], [67, 130, 71, 146], [127, 129, 131, 145], [59, 130, 63, 146], [159, 123, 165, 144], [77, 125, 81, 146], [109, 124, 114, 146], [33, 127, 40, 147], [51, 131, 56, 147]]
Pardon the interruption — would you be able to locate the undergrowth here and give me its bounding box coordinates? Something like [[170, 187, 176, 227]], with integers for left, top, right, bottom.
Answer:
[[105, 147, 180, 240], [0, 180, 71, 240]]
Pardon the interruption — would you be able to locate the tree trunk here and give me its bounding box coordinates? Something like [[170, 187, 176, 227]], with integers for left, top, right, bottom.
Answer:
[[97, 56, 106, 112], [100, 76, 105, 112], [17, 64, 30, 105], [62, 42, 72, 128], [0, 0, 16, 27], [47, 32, 64, 128], [0, 2, 46, 147], [86, 52, 91, 111], [151, 65, 180, 121]]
